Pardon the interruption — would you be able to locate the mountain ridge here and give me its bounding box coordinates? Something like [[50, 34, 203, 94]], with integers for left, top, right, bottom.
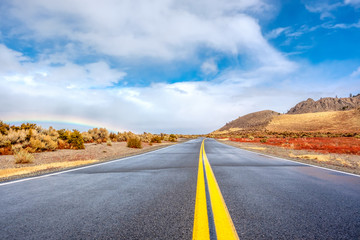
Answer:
[[287, 95, 360, 114], [214, 95, 360, 133]]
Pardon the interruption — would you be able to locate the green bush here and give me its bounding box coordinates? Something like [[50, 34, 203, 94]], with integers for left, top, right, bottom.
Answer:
[[68, 130, 85, 149], [127, 137, 142, 148]]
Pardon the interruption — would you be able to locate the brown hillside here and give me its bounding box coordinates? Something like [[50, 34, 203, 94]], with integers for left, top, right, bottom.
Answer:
[[217, 110, 279, 132], [287, 95, 360, 114], [266, 109, 360, 132]]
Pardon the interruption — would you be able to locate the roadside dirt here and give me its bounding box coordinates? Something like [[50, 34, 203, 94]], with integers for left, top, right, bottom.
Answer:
[[218, 139, 360, 176], [0, 141, 180, 182]]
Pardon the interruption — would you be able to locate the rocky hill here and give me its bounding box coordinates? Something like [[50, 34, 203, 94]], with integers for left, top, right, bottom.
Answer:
[[216, 110, 279, 132], [287, 95, 360, 114], [214, 95, 360, 134]]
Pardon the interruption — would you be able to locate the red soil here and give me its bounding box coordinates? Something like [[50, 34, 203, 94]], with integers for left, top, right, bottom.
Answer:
[[226, 137, 360, 155]]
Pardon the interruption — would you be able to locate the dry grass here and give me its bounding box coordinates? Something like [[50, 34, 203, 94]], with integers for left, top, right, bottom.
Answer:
[[0, 160, 98, 179], [288, 153, 354, 168], [14, 149, 34, 164], [244, 146, 267, 151], [267, 109, 360, 132]]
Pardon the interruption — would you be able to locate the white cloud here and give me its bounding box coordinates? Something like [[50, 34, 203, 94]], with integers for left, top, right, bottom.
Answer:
[[5, 0, 280, 65], [344, 0, 360, 7], [305, 2, 343, 19], [265, 27, 290, 39], [327, 20, 360, 29], [0, 44, 28, 74], [0, 44, 304, 133], [201, 59, 218, 75], [351, 66, 360, 77]]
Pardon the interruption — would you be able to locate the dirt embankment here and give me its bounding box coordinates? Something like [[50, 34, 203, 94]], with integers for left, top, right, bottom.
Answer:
[[0, 141, 181, 182]]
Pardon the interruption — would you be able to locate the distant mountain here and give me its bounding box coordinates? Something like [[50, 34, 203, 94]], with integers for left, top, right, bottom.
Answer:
[[214, 95, 360, 134], [287, 95, 360, 114], [216, 110, 279, 132]]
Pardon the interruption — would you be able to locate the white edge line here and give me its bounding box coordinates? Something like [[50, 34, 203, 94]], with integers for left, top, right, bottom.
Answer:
[[214, 139, 360, 178], [0, 142, 181, 187]]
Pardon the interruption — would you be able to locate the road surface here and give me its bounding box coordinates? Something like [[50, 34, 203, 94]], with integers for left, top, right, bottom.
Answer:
[[1, 138, 360, 239]]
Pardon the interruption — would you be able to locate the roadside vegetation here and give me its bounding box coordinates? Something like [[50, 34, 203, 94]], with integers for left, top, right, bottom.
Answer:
[[0, 120, 182, 163], [212, 131, 360, 155]]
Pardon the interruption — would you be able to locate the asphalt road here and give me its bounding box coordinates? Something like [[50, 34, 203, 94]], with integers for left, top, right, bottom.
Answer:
[[1, 138, 360, 239]]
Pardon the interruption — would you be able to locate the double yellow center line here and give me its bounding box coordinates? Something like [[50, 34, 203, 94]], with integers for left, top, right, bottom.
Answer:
[[193, 139, 239, 240]]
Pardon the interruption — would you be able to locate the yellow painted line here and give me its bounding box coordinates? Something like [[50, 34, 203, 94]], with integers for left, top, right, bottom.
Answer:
[[203, 140, 239, 240], [192, 141, 210, 240]]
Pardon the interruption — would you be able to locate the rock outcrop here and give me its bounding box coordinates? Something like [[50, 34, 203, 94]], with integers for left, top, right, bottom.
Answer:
[[287, 96, 360, 114]]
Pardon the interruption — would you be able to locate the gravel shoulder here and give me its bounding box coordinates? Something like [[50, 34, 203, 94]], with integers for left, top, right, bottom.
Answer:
[[0, 140, 183, 183], [218, 139, 360, 176]]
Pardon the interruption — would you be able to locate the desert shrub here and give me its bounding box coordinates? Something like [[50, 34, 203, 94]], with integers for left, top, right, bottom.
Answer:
[[68, 130, 85, 149], [30, 138, 45, 151], [150, 136, 162, 143], [109, 132, 117, 141], [0, 146, 12, 155], [26, 129, 34, 141], [42, 135, 58, 150], [14, 149, 34, 164], [248, 136, 255, 140], [81, 132, 93, 143], [169, 134, 178, 142], [0, 134, 11, 147], [127, 137, 142, 148], [20, 122, 37, 130], [99, 128, 109, 141], [42, 126, 59, 140], [107, 139, 112, 146], [11, 144, 23, 153], [0, 121, 9, 135], [6, 129, 26, 144], [116, 132, 126, 141], [88, 128, 109, 142], [260, 138, 268, 143], [58, 129, 70, 141], [57, 139, 70, 149], [160, 133, 166, 140], [140, 132, 154, 143]]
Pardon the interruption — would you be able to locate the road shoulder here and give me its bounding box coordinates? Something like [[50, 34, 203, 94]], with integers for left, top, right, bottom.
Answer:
[[217, 139, 360, 176]]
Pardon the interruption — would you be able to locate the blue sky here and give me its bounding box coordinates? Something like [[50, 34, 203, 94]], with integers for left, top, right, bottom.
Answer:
[[0, 0, 359, 134]]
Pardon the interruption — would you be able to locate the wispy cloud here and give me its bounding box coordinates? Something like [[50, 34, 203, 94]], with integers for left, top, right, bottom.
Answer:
[[351, 66, 360, 77], [305, 2, 344, 19]]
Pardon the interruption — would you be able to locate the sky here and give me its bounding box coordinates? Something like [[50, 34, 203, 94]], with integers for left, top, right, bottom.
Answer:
[[0, 0, 359, 134]]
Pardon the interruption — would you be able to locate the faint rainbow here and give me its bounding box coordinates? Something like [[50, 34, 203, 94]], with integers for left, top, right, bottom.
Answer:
[[2, 114, 125, 132]]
